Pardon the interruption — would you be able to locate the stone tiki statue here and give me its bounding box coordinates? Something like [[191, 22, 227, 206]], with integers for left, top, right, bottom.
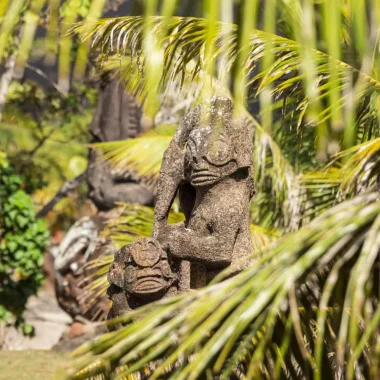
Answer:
[[107, 238, 180, 330], [107, 97, 255, 323]]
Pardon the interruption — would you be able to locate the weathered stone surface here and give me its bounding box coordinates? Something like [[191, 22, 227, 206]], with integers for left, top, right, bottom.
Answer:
[[107, 238, 181, 329], [88, 150, 154, 210], [107, 97, 255, 325], [154, 97, 255, 285]]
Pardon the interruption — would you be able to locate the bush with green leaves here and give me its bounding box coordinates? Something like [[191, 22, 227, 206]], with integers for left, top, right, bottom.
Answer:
[[0, 153, 49, 335]]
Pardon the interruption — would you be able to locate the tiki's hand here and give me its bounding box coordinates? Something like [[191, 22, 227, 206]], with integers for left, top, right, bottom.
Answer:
[[157, 223, 186, 253], [167, 225, 190, 260]]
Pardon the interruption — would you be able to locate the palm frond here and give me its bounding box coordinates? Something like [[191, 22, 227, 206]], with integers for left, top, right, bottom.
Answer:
[[335, 137, 380, 196], [101, 55, 231, 118], [64, 193, 380, 380], [0, 0, 107, 95], [103, 201, 185, 247], [0, 0, 25, 60], [250, 223, 278, 252], [299, 167, 341, 221], [299, 138, 380, 221], [73, 16, 380, 145], [92, 125, 176, 185], [252, 122, 305, 232]]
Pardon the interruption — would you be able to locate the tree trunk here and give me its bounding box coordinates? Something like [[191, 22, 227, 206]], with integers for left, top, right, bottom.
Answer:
[[37, 172, 87, 219], [0, 52, 16, 122]]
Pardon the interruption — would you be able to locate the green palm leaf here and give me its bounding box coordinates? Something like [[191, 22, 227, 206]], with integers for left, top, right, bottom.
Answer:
[[64, 192, 380, 380], [100, 55, 231, 117], [300, 137, 380, 221], [335, 137, 380, 196], [104, 201, 185, 247], [92, 125, 176, 185], [0, 0, 107, 94], [73, 16, 380, 142]]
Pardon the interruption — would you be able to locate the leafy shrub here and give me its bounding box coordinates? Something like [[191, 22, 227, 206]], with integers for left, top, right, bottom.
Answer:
[[0, 153, 49, 335]]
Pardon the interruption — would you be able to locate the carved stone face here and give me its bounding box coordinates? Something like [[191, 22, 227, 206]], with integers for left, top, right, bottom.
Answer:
[[124, 239, 176, 298], [185, 126, 238, 187]]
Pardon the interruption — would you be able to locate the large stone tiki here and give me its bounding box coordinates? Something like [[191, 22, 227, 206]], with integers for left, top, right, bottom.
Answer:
[[107, 97, 255, 324]]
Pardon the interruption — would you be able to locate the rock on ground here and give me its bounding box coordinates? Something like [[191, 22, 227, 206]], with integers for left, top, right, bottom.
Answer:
[[1, 290, 72, 350]]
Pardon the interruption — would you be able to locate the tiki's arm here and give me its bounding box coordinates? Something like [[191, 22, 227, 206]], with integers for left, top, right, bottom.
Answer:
[[152, 142, 184, 238], [167, 225, 237, 268], [167, 201, 243, 268], [152, 107, 199, 238]]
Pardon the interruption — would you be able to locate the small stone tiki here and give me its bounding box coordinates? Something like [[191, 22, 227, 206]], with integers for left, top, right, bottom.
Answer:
[[107, 238, 180, 328], [107, 97, 255, 325]]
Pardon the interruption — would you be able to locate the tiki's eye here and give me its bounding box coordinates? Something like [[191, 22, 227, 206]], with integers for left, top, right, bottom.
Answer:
[[207, 138, 231, 165]]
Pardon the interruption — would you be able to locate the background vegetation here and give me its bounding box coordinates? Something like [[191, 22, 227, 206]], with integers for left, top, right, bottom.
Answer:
[[0, 153, 48, 334], [65, 0, 380, 379], [0, 0, 380, 379], [0, 0, 108, 334]]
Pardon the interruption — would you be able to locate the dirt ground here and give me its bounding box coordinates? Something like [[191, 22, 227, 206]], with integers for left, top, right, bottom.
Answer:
[[0, 350, 69, 380]]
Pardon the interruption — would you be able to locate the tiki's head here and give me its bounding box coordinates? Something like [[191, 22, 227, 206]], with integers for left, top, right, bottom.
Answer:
[[184, 97, 253, 187], [108, 238, 177, 301]]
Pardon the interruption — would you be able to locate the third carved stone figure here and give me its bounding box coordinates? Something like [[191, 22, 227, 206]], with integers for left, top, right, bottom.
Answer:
[[107, 97, 255, 322]]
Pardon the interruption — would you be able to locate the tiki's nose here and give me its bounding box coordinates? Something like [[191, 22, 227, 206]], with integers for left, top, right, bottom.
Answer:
[[192, 156, 209, 171]]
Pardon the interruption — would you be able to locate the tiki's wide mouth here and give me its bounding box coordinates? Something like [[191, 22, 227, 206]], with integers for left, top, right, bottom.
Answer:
[[190, 169, 220, 186], [133, 274, 167, 293]]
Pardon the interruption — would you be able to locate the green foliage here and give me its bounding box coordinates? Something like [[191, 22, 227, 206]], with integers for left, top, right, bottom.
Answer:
[[67, 193, 380, 380], [64, 1, 380, 379], [1, 79, 95, 226], [93, 125, 176, 185], [0, 154, 49, 335], [104, 202, 185, 248], [0, 0, 107, 88], [73, 12, 380, 156]]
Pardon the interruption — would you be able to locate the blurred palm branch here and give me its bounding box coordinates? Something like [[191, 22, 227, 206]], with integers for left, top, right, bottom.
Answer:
[[72, 13, 380, 151], [67, 192, 380, 380], [0, 0, 108, 93], [48, 0, 380, 378]]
